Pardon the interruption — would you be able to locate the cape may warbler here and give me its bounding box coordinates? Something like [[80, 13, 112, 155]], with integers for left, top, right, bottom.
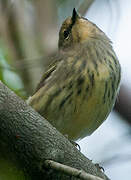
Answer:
[[28, 8, 121, 140]]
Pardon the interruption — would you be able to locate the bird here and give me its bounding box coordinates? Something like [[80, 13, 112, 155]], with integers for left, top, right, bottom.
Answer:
[[27, 8, 121, 140]]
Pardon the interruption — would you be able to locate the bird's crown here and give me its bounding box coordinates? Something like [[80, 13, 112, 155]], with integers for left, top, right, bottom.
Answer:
[[59, 8, 110, 50]]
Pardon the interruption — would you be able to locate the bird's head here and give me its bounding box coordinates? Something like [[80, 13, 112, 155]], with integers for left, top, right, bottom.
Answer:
[[58, 8, 110, 50]]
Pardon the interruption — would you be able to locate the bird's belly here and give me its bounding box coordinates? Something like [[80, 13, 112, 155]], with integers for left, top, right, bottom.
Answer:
[[44, 81, 115, 140]]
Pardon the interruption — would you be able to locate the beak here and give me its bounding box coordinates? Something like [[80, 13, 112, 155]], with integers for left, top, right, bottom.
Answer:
[[72, 8, 79, 24]]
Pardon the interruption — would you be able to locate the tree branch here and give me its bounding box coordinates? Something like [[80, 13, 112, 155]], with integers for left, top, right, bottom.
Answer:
[[0, 81, 110, 180], [44, 160, 104, 180]]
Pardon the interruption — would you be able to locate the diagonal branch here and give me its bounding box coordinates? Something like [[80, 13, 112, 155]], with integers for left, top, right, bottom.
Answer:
[[0, 81, 109, 180]]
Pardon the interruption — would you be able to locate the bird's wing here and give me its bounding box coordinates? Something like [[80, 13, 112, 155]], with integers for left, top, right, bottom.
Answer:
[[34, 60, 58, 93], [34, 50, 72, 94]]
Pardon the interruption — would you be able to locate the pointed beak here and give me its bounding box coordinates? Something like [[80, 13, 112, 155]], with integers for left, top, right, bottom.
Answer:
[[71, 8, 79, 24]]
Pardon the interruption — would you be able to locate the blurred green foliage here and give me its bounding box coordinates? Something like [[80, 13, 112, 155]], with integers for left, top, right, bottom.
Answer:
[[0, 43, 26, 98]]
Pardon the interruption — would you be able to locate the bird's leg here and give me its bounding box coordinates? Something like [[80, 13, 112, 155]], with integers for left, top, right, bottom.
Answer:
[[95, 163, 104, 172], [64, 134, 81, 151]]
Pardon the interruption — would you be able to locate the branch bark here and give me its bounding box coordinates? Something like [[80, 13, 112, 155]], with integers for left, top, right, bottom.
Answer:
[[0, 81, 110, 180]]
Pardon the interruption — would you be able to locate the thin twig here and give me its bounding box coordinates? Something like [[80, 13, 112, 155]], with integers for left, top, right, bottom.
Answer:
[[44, 160, 104, 180]]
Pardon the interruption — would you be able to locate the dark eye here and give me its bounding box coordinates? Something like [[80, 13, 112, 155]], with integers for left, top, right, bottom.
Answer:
[[63, 30, 69, 39]]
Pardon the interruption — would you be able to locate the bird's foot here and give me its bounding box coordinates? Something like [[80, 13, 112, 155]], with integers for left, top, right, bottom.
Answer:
[[70, 140, 81, 151], [64, 134, 81, 151], [95, 163, 104, 172]]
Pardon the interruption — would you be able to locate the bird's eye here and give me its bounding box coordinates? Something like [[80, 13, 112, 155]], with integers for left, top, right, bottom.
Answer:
[[63, 30, 69, 39]]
